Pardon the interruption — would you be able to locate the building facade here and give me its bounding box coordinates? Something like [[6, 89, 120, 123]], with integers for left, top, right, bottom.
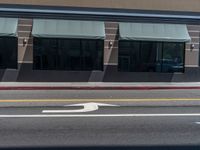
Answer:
[[0, 0, 199, 82]]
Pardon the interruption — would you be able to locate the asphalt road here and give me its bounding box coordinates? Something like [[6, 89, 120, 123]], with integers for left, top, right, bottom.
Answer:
[[0, 90, 200, 149], [0, 105, 200, 149], [1, 89, 200, 107], [1, 89, 200, 99]]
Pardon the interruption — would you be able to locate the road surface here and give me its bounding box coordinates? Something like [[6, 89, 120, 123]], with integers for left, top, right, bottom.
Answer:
[[0, 90, 200, 149], [0, 104, 200, 149]]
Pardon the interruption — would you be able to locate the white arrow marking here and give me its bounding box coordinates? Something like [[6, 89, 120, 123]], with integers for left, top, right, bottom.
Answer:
[[42, 102, 119, 113], [1, 113, 200, 118]]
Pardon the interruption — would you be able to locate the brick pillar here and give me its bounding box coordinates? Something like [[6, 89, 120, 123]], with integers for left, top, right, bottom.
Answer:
[[186, 25, 200, 67], [18, 18, 33, 64], [104, 22, 119, 66]]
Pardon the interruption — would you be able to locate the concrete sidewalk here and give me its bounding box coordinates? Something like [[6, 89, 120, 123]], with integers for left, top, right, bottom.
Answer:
[[0, 82, 200, 90]]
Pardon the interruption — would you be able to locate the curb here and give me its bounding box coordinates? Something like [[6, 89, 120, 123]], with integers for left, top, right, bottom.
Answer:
[[0, 86, 200, 90]]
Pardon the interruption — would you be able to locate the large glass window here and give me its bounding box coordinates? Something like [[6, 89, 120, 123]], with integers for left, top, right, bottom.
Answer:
[[0, 37, 17, 69], [33, 38, 103, 71], [119, 41, 184, 73]]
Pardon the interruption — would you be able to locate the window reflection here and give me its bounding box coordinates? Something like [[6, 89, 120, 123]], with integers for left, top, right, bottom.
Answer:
[[33, 38, 103, 71], [0, 37, 17, 69], [119, 41, 184, 73]]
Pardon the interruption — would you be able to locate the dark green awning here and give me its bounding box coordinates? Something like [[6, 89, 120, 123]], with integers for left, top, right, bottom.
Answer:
[[0, 18, 18, 37], [119, 22, 191, 42], [32, 19, 105, 39]]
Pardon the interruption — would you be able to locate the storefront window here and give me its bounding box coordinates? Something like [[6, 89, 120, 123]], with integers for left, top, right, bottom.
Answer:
[[33, 38, 103, 71], [119, 41, 184, 73], [162, 43, 184, 72], [0, 37, 17, 69]]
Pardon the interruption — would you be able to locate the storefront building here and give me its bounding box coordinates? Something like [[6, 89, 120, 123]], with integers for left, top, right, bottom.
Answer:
[[0, 0, 199, 82]]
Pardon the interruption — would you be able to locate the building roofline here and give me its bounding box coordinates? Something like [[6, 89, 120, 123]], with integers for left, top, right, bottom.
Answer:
[[0, 4, 200, 24]]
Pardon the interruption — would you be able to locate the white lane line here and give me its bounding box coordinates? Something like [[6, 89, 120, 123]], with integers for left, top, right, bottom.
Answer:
[[195, 122, 200, 124], [1, 113, 200, 118]]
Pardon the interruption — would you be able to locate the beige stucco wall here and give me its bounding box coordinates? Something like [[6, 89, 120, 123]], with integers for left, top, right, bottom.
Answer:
[[0, 0, 200, 12]]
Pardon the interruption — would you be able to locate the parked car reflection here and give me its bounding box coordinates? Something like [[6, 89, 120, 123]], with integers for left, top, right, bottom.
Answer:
[[156, 59, 183, 73], [145, 59, 183, 73]]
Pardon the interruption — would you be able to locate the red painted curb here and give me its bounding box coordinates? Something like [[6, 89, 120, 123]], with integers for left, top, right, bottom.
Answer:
[[0, 86, 200, 90]]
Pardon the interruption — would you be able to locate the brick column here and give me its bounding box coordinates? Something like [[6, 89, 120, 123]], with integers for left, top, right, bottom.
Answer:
[[186, 25, 200, 67], [104, 22, 119, 66], [18, 18, 33, 64]]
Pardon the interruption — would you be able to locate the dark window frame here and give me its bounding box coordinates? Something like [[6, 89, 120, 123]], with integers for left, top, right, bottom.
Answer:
[[33, 37, 104, 71], [118, 40, 185, 73]]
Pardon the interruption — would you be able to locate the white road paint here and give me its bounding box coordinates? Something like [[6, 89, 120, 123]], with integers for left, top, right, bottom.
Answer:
[[195, 122, 200, 124], [42, 102, 119, 113], [1, 113, 200, 118]]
